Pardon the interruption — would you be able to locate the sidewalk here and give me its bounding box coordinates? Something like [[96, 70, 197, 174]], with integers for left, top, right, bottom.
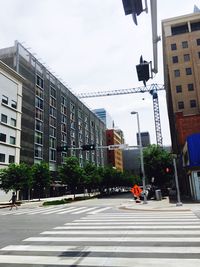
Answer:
[[1, 194, 200, 212], [0, 193, 97, 209], [121, 197, 200, 212]]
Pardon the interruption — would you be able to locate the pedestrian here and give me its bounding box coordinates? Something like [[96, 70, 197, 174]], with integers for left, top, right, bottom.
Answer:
[[9, 192, 18, 210], [130, 184, 142, 203]]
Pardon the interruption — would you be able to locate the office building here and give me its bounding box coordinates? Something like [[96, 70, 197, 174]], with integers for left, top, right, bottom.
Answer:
[[106, 129, 124, 171], [136, 131, 150, 147], [0, 60, 23, 168], [0, 41, 106, 171], [162, 12, 200, 153], [93, 108, 114, 129]]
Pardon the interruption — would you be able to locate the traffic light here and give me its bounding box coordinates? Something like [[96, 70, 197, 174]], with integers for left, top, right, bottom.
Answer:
[[136, 56, 150, 86], [122, 0, 143, 25], [82, 144, 96, 151], [165, 167, 172, 174], [57, 146, 68, 152]]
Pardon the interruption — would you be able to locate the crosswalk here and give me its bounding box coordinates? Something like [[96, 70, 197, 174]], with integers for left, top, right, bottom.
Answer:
[[1, 210, 200, 266], [0, 205, 111, 216]]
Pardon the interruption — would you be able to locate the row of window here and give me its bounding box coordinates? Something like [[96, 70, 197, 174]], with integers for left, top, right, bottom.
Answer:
[[0, 153, 15, 163], [2, 95, 17, 109], [174, 67, 192, 77], [0, 133, 16, 145], [171, 38, 200, 51], [178, 99, 197, 110], [36, 75, 57, 100], [1, 113, 17, 127], [172, 52, 200, 64], [171, 21, 200, 36], [176, 83, 194, 93]]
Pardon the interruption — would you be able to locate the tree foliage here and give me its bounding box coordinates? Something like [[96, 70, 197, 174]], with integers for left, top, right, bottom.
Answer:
[[31, 161, 51, 200], [59, 157, 84, 199], [0, 163, 32, 196], [83, 162, 102, 193], [143, 145, 173, 187]]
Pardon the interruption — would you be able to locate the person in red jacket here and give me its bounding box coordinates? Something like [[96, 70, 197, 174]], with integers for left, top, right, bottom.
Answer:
[[130, 184, 142, 203]]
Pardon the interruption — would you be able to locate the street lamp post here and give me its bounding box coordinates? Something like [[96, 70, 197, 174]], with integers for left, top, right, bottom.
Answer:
[[131, 111, 148, 204]]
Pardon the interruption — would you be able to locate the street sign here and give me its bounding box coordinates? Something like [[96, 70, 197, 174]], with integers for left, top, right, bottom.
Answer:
[[108, 144, 128, 150]]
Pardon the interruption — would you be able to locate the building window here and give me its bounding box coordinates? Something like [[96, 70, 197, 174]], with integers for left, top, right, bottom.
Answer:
[[0, 153, 5, 162], [182, 41, 188, 48], [190, 99, 197, 108], [50, 149, 56, 161], [9, 155, 15, 163], [0, 133, 6, 142], [174, 69, 180, 77], [10, 136, 16, 145], [172, 56, 178, 63], [50, 97, 56, 108], [34, 145, 43, 158], [35, 97, 43, 109], [176, 85, 182, 93], [198, 52, 200, 59], [178, 101, 184, 110], [49, 126, 56, 137], [171, 24, 188, 35], [1, 114, 7, 123], [61, 96, 67, 106], [49, 116, 56, 127], [2, 95, 8, 105], [11, 100, 17, 109], [61, 133, 67, 142], [49, 137, 56, 149], [36, 87, 43, 99], [188, 83, 194, 91], [171, 43, 177, 50], [35, 108, 43, 121], [35, 132, 43, 145], [10, 118, 16, 127], [186, 68, 192, 75], [197, 39, 200, 46], [50, 107, 56, 117], [35, 120, 43, 132], [191, 21, 200, 31], [36, 75, 44, 88], [184, 54, 190, 62], [50, 87, 56, 98]]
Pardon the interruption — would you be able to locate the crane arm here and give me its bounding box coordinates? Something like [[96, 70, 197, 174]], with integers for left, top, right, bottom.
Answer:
[[77, 83, 164, 98]]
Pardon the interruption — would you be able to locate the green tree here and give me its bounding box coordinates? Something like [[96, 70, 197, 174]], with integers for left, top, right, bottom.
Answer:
[[83, 163, 102, 194], [59, 157, 84, 199], [0, 163, 32, 199], [31, 162, 51, 200], [143, 144, 173, 187]]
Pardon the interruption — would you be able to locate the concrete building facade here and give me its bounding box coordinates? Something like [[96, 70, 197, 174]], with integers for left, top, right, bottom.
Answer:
[[0, 60, 23, 169], [0, 41, 106, 170], [106, 129, 124, 171], [93, 108, 114, 129], [136, 131, 151, 147], [162, 12, 200, 153]]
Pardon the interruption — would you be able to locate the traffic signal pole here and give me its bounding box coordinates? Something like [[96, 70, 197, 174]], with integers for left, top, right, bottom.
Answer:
[[173, 156, 182, 206]]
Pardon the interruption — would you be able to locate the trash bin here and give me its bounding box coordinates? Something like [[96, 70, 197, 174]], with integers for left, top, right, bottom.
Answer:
[[155, 189, 162, 201]]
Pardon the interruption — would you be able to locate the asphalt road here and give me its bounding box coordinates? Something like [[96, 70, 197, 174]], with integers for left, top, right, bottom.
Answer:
[[0, 193, 200, 266]]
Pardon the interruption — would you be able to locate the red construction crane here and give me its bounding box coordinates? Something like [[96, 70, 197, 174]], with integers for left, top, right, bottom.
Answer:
[[77, 83, 165, 147]]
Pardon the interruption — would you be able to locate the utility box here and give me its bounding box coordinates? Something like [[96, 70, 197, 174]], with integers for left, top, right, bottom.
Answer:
[[155, 189, 162, 201]]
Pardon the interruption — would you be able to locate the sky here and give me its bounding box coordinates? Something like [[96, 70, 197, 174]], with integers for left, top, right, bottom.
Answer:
[[1, 0, 199, 147]]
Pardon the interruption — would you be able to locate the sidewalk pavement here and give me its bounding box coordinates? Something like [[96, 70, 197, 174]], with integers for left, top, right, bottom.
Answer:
[[121, 197, 200, 212], [1, 194, 200, 212], [0, 193, 97, 209]]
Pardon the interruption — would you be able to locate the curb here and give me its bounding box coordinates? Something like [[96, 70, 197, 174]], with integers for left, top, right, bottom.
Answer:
[[120, 206, 191, 212]]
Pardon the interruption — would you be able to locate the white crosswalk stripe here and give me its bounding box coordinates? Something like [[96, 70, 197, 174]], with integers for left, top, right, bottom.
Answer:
[[0, 206, 112, 216], [1, 210, 200, 266]]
